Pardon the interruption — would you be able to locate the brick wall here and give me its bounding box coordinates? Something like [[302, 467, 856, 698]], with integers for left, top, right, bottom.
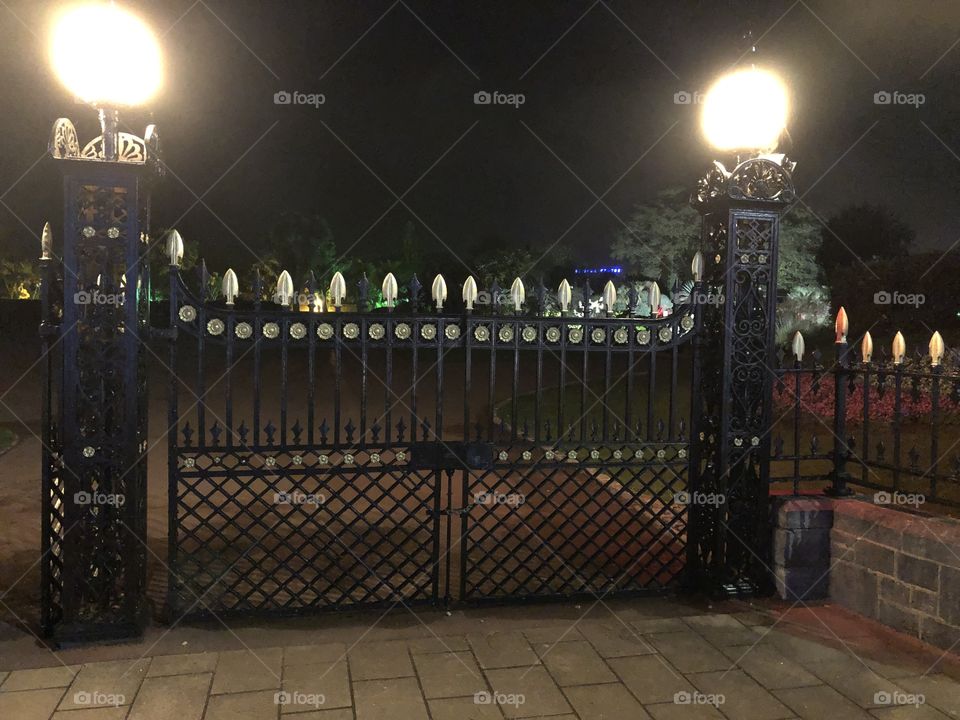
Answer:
[[830, 499, 960, 652]]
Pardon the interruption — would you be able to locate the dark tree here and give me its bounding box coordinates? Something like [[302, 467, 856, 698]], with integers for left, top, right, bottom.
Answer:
[[818, 204, 914, 290], [267, 212, 337, 280]]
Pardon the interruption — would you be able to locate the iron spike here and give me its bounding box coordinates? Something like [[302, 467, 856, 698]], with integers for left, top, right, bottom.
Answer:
[[892, 331, 906, 365], [166, 229, 184, 267], [330, 271, 346, 309], [510, 277, 525, 313], [432, 273, 447, 311], [222, 268, 239, 306], [382, 272, 398, 308], [462, 276, 478, 311], [930, 331, 945, 366], [41, 222, 53, 260]]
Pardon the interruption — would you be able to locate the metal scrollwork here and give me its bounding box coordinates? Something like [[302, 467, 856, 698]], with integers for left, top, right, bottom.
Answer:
[[691, 160, 729, 208], [81, 132, 148, 163], [728, 158, 795, 203], [50, 118, 80, 159], [691, 157, 796, 211]]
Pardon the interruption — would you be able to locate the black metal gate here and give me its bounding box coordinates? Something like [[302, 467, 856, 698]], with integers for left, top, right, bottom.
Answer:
[[40, 115, 789, 640], [165, 259, 701, 616]]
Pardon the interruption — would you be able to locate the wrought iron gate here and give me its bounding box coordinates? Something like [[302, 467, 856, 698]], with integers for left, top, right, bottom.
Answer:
[[165, 259, 703, 616], [41, 115, 790, 640]]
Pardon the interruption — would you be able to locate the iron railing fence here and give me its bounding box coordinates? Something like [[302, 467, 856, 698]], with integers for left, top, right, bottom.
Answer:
[[771, 311, 960, 509]]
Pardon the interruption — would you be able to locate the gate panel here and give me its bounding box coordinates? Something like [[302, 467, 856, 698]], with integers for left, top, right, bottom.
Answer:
[[458, 309, 699, 602], [167, 271, 444, 616], [165, 261, 703, 614]]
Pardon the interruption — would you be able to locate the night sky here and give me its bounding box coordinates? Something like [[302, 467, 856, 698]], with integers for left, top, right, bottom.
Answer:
[[2, 0, 960, 276]]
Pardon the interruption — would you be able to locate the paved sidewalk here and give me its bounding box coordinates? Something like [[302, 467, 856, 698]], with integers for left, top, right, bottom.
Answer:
[[0, 599, 958, 719]]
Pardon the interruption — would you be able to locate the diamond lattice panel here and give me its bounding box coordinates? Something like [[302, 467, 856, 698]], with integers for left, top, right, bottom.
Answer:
[[463, 446, 687, 601], [171, 456, 439, 615]]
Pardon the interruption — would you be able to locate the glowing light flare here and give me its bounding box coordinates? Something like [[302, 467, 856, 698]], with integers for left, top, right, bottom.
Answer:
[[701, 67, 788, 152], [50, 3, 163, 106]]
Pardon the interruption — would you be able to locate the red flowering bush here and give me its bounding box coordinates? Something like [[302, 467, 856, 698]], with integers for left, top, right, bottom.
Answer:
[[773, 370, 960, 423]]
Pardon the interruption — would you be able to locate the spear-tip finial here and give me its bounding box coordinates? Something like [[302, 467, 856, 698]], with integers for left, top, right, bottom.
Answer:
[[558, 279, 572, 313], [691, 250, 704, 282], [930, 330, 945, 366], [835, 306, 848, 343], [603, 280, 617, 314], [791, 331, 805, 362], [222, 268, 238, 306], [463, 276, 478, 311], [276, 270, 294, 307], [431, 273, 447, 310], [892, 331, 906, 365], [40, 222, 53, 260], [649, 281, 661, 317], [382, 272, 398, 308], [330, 271, 346, 308], [510, 277, 525, 312], [167, 229, 184, 267]]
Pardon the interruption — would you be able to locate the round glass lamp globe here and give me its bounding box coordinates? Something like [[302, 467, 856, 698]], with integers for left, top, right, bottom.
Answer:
[[701, 67, 788, 152], [50, 4, 162, 106]]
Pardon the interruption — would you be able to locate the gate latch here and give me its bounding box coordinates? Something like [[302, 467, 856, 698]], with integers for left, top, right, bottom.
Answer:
[[408, 441, 493, 470]]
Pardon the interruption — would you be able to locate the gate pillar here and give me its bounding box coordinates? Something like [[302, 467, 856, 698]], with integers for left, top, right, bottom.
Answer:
[[688, 156, 795, 597], [42, 118, 160, 642]]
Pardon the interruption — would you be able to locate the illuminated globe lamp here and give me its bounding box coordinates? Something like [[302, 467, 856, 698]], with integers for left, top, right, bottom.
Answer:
[[41, 3, 164, 642], [701, 66, 789, 158], [687, 56, 797, 599], [49, 2, 163, 161]]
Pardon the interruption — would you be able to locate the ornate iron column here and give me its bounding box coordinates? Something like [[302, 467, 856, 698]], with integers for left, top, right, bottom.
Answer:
[[688, 156, 795, 597], [43, 118, 160, 642]]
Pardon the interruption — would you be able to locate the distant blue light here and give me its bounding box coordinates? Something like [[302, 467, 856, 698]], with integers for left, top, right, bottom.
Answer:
[[574, 266, 623, 275]]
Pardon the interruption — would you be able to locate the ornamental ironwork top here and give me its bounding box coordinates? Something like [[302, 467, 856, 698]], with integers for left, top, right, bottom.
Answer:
[[690, 154, 796, 210], [49, 117, 160, 166]]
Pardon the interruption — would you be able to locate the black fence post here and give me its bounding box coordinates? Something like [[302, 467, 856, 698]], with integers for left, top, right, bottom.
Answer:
[[689, 156, 795, 598], [42, 118, 160, 642], [826, 311, 853, 497]]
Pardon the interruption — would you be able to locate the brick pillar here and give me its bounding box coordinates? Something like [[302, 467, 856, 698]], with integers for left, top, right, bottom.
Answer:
[[772, 497, 833, 601]]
